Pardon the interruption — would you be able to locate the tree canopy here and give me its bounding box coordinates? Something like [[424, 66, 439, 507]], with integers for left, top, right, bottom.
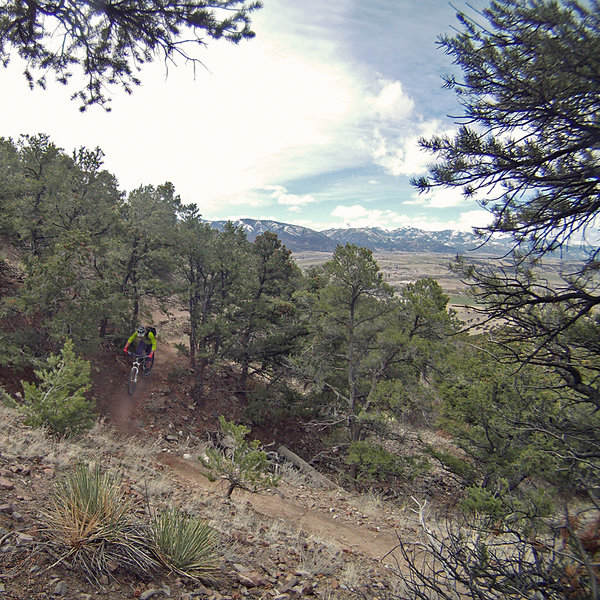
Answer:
[[414, 0, 600, 399], [414, 0, 600, 259], [0, 0, 263, 110], [400, 1, 600, 598]]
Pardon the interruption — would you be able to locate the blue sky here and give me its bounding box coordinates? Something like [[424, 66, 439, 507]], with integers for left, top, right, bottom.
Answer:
[[0, 0, 491, 232]]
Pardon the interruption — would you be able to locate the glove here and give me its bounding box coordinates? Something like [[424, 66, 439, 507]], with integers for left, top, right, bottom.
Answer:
[[149, 351, 154, 359], [124, 346, 129, 354]]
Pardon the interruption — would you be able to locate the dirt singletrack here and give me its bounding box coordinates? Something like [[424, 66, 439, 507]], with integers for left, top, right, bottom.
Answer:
[[157, 452, 410, 565], [94, 319, 412, 570]]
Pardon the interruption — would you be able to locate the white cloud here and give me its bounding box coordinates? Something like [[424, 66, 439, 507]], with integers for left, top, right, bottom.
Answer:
[[368, 79, 415, 122], [264, 185, 317, 208], [368, 128, 432, 177], [404, 186, 465, 208], [330, 203, 492, 232], [361, 76, 450, 178]]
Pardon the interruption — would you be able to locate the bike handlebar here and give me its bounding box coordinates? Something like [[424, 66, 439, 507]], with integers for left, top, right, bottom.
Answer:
[[127, 351, 151, 359]]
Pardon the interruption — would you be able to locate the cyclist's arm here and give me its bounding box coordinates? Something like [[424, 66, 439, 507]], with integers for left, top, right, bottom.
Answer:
[[126, 332, 138, 345], [148, 332, 157, 351]]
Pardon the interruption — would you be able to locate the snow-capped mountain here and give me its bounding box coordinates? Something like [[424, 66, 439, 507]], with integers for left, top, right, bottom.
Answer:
[[206, 219, 510, 254], [206, 218, 338, 251], [205, 218, 592, 258]]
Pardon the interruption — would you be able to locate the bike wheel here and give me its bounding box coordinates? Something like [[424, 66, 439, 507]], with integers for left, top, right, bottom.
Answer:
[[144, 354, 154, 376], [127, 367, 137, 395]]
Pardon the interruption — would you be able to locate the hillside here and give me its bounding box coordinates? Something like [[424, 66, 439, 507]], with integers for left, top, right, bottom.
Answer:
[[0, 307, 455, 600]]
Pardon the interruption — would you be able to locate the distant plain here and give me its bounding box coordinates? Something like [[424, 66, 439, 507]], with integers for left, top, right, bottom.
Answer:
[[293, 250, 583, 322]]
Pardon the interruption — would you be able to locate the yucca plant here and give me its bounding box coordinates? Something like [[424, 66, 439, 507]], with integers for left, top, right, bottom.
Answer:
[[43, 464, 158, 583], [151, 508, 218, 581]]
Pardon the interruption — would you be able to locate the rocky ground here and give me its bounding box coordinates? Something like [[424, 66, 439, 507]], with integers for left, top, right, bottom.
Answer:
[[0, 307, 457, 599]]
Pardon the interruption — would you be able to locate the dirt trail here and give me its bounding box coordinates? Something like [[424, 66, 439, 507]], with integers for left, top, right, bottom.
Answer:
[[97, 318, 408, 568], [158, 453, 405, 565]]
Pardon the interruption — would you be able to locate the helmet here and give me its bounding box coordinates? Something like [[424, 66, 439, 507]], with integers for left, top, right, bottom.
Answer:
[[137, 326, 146, 336]]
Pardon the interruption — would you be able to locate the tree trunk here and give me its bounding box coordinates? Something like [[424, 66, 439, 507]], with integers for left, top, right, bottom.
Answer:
[[277, 445, 341, 490]]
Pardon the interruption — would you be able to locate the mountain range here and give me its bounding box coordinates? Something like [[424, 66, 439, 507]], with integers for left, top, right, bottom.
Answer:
[[206, 218, 513, 255]]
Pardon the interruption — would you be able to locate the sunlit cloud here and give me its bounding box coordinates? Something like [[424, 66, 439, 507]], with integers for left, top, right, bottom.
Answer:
[[368, 78, 415, 122], [330, 203, 492, 232], [264, 185, 317, 208], [404, 186, 465, 208]]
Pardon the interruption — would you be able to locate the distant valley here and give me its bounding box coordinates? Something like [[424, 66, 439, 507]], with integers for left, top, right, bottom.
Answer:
[[206, 218, 587, 322]]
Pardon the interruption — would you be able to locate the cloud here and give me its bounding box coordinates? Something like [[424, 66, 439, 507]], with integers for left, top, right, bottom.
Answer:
[[360, 76, 450, 178], [368, 128, 432, 177], [368, 78, 415, 122], [264, 185, 317, 208], [404, 186, 466, 208], [329, 203, 492, 232]]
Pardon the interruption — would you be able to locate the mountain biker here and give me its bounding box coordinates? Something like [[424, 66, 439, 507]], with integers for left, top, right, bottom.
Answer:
[[124, 326, 156, 360]]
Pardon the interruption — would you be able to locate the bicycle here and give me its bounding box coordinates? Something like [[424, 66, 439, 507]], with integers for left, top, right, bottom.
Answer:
[[126, 350, 154, 395]]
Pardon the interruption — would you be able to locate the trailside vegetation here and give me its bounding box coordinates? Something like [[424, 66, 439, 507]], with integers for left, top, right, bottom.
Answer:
[[200, 415, 281, 498], [7, 338, 96, 437], [398, 0, 600, 598]]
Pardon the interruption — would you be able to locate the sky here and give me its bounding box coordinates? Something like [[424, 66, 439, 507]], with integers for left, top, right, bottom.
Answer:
[[0, 0, 492, 233]]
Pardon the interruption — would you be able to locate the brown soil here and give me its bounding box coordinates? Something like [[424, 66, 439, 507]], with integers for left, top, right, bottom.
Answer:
[[0, 307, 438, 599], [94, 313, 412, 565]]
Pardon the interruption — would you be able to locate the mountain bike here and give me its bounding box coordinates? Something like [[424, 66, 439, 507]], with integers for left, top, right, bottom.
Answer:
[[126, 350, 154, 395]]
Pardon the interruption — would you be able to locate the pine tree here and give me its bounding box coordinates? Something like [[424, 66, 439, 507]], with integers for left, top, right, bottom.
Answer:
[[200, 416, 280, 498], [14, 339, 95, 437]]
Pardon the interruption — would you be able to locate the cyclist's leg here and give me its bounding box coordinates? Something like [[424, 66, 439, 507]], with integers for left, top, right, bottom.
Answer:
[[143, 343, 154, 374]]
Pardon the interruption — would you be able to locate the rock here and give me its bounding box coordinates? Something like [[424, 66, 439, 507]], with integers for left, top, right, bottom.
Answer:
[[191, 583, 214, 596], [302, 582, 315, 595], [281, 574, 300, 591], [140, 589, 166, 600], [147, 399, 167, 414], [0, 478, 14, 490], [12, 512, 24, 522], [0, 504, 13, 514], [53, 580, 67, 596], [236, 572, 265, 587]]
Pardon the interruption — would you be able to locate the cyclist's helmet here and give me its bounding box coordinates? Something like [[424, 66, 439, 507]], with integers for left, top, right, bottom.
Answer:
[[136, 326, 146, 336]]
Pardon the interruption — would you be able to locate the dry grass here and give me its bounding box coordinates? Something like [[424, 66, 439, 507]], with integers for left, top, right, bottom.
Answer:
[[276, 461, 315, 487], [340, 560, 362, 589], [299, 540, 343, 577], [352, 488, 390, 518]]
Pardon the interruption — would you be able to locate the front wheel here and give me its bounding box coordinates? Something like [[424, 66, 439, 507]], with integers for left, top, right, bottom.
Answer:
[[128, 366, 137, 395]]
